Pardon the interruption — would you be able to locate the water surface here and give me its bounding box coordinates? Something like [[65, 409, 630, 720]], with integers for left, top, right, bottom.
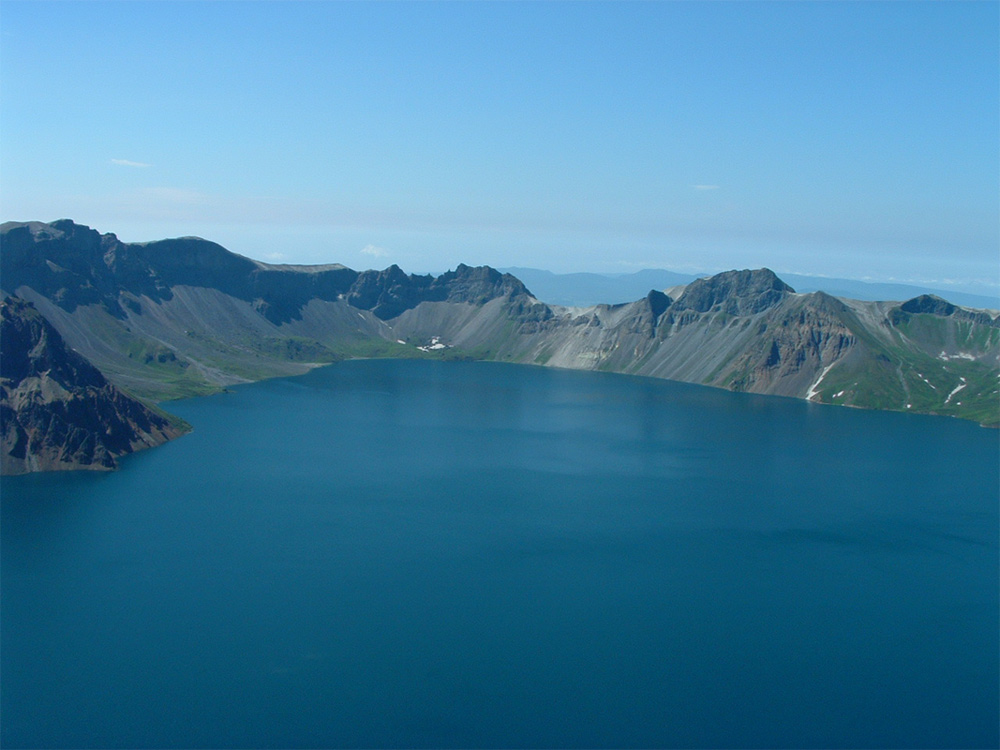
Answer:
[[3, 360, 997, 748]]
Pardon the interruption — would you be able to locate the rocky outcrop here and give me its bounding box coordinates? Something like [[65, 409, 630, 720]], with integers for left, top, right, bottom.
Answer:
[[891, 294, 999, 328], [0, 295, 187, 474], [718, 293, 857, 395], [900, 294, 957, 317], [672, 268, 793, 316]]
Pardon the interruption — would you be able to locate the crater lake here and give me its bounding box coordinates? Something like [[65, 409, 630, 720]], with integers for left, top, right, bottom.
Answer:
[[2, 359, 997, 749]]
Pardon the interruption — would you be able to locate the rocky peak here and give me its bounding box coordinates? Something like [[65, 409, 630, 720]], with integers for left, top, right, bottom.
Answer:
[[3, 220, 146, 316], [1, 219, 107, 280], [343, 263, 531, 320], [346, 265, 430, 319], [892, 294, 998, 328], [646, 289, 672, 320], [436, 264, 530, 304], [899, 294, 956, 317], [134, 236, 254, 272], [0, 296, 106, 387], [674, 268, 794, 316], [129, 237, 259, 298]]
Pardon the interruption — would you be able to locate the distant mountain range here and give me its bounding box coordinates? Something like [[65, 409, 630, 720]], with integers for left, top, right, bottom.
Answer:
[[501, 267, 1000, 310], [2, 220, 998, 473]]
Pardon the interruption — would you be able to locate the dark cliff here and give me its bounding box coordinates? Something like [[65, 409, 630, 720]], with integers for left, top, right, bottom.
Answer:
[[0, 295, 187, 474], [1, 220, 532, 325]]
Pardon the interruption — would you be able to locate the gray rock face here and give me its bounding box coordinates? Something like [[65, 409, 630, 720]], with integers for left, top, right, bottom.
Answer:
[[673, 268, 794, 315], [0, 296, 187, 474]]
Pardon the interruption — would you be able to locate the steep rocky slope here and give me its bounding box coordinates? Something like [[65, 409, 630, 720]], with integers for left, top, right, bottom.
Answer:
[[0, 295, 187, 474], [1, 220, 529, 399], [394, 269, 999, 424], [3, 219, 998, 427]]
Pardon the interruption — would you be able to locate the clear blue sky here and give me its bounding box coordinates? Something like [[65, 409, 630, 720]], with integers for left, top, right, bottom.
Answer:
[[2, 1, 997, 291]]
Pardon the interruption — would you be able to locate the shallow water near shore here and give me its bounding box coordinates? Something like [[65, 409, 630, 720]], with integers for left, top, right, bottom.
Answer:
[[2, 359, 997, 748]]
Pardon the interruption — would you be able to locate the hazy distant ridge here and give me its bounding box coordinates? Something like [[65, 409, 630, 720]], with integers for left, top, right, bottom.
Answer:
[[502, 266, 1000, 310]]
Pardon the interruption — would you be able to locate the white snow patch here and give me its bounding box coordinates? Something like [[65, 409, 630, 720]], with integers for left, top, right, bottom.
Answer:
[[806, 363, 835, 401], [944, 382, 967, 404], [417, 335, 451, 352], [396, 339, 406, 345], [939, 351, 975, 361]]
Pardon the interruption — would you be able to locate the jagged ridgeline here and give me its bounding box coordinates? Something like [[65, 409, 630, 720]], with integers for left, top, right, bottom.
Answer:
[[2, 220, 998, 438]]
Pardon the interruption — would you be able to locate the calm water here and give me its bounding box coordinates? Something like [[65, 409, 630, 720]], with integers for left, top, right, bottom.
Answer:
[[2, 360, 997, 749]]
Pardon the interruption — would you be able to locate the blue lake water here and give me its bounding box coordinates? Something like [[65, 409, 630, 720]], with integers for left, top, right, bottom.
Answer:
[[2, 359, 998, 748]]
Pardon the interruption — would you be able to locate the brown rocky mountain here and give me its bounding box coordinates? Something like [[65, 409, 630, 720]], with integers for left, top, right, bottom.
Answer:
[[0, 295, 186, 474]]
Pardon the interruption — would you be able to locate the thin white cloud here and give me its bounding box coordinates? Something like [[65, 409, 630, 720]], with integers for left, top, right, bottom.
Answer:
[[693, 184, 720, 191], [264, 252, 285, 261], [111, 158, 153, 168], [361, 244, 388, 258]]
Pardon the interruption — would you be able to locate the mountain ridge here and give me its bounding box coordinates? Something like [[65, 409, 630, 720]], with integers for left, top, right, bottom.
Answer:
[[2, 219, 998, 471], [1, 220, 529, 326]]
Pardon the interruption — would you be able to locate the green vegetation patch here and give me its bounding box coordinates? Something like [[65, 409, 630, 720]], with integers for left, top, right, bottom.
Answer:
[[533, 344, 555, 365], [254, 336, 342, 362], [892, 313, 1000, 356], [816, 341, 999, 426]]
